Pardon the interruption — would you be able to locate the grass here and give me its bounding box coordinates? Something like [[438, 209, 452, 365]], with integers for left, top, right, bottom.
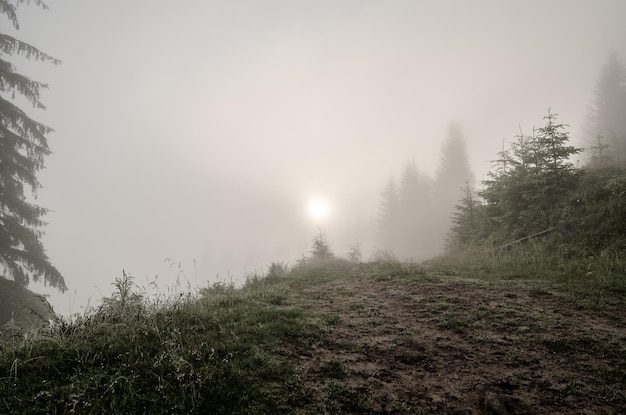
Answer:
[[0, 262, 336, 415], [425, 233, 626, 308], [1, 252, 625, 413]]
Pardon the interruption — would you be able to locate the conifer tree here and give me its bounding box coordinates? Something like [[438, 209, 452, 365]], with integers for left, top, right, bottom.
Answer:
[[525, 111, 583, 229], [478, 111, 582, 241], [433, 123, 474, 249], [588, 133, 614, 168], [435, 123, 474, 197], [310, 231, 334, 261], [0, 0, 65, 290], [376, 176, 401, 252], [477, 140, 511, 241], [535, 110, 582, 179], [397, 161, 433, 258], [447, 179, 481, 250], [585, 51, 626, 160]]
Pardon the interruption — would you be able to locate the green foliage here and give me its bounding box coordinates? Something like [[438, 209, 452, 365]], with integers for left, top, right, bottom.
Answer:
[[0, 259, 624, 413], [466, 110, 583, 244], [446, 110, 626, 298], [573, 165, 626, 253], [98, 271, 145, 318], [444, 149, 626, 306], [0, 0, 64, 290], [447, 179, 482, 250], [0, 267, 328, 414]]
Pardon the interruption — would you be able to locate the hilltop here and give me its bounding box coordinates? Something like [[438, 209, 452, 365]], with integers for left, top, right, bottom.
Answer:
[[1, 259, 625, 414]]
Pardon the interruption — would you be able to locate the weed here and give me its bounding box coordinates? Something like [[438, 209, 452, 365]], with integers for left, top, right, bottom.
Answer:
[[324, 314, 341, 326], [320, 359, 346, 380], [438, 312, 467, 333]]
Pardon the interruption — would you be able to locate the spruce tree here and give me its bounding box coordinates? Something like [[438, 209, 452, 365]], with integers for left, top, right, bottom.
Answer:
[[0, 0, 65, 290], [433, 123, 474, 249], [588, 133, 614, 168], [310, 231, 334, 261], [397, 161, 433, 258], [535, 110, 582, 178], [526, 111, 583, 229], [478, 140, 511, 241], [376, 176, 401, 252], [585, 51, 626, 160], [479, 111, 582, 241], [447, 179, 481, 250]]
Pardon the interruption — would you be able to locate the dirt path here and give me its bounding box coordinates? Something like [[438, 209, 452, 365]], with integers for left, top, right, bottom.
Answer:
[[289, 272, 626, 414]]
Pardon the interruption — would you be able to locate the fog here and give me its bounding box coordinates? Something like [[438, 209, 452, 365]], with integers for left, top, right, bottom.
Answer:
[[10, 1, 626, 316]]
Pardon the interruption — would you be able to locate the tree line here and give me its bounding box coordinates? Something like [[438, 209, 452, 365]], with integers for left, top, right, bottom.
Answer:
[[376, 51, 626, 260], [447, 52, 626, 255], [448, 110, 583, 250], [376, 122, 473, 259]]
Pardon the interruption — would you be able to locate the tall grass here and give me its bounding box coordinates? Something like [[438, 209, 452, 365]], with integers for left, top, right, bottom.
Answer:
[[429, 232, 626, 307], [2, 233, 623, 413], [0, 265, 329, 415]]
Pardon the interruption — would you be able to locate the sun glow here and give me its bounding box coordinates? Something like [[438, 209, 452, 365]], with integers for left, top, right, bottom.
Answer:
[[307, 197, 331, 221]]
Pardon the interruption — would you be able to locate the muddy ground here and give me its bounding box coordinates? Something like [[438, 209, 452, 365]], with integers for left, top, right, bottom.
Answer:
[[287, 270, 626, 414]]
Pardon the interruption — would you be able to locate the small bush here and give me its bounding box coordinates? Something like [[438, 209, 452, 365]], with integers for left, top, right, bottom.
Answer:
[[310, 231, 334, 261]]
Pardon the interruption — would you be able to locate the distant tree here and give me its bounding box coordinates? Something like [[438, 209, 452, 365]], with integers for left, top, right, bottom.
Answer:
[[585, 51, 626, 160], [346, 241, 362, 263], [435, 123, 474, 203], [447, 179, 481, 250], [397, 161, 433, 258], [376, 176, 401, 251], [433, 123, 474, 249], [0, 1, 65, 290], [375, 162, 436, 259], [309, 231, 334, 261], [588, 133, 615, 168]]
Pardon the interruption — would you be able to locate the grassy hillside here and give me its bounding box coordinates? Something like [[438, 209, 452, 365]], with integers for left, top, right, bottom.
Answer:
[[1, 258, 625, 414]]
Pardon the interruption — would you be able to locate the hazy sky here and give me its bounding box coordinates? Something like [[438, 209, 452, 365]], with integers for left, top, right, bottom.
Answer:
[[8, 1, 626, 316]]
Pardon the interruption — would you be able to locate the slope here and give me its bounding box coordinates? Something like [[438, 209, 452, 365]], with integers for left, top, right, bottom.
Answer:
[[1, 260, 625, 414]]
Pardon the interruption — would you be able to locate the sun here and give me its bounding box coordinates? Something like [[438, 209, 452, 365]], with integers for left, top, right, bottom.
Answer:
[[307, 197, 331, 221]]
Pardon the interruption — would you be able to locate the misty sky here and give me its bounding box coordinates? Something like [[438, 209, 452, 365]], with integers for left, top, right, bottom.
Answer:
[[8, 1, 626, 316]]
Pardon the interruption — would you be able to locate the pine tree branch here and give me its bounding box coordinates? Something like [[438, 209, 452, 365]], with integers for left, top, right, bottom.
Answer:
[[0, 58, 48, 108], [0, 0, 19, 30], [0, 34, 61, 65]]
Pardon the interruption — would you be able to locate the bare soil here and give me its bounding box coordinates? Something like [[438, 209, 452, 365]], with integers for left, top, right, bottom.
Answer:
[[288, 271, 626, 414]]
